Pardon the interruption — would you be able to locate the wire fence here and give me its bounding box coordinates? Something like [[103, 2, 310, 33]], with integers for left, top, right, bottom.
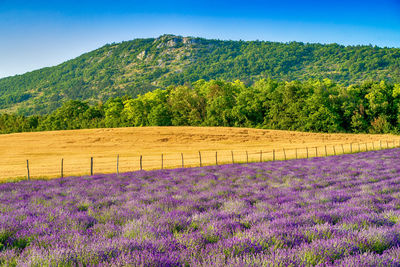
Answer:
[[5, 139, 400, 182]]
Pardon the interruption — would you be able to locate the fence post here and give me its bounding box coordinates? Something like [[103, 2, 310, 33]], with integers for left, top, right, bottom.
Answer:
[[117, 155, 119, 175], [273, 149, 275, 161], [140, 155, 142, 170], [90, 157, 93, 176], [333, 145, 336, 155], [325, 145, 327, 157], [231, 151, 234, 164], [358, 143, 360, 152], [306, 147, 309, 159], [260, 150, 262, 162], [61, 158, 64, 178], [216, 151, 218, 165], [26, 160, 30, 181], [365, 143, 368, 152], [283, 148, 286, 160], [350, 143, 352, 153], [315, 147, 318, 157], [380, 140, 382, 149], [199, 151, 202, 167], [341, 144, 344, 154], [181, 153, 184, 168], [246, 151, 249, 164], [386, 140, 389, 148], [295, 148, 298, 159], [161, 154, 163, 170]]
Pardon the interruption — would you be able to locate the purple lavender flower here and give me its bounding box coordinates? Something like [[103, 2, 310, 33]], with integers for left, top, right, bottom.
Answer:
[[1, 149, 400, 265]]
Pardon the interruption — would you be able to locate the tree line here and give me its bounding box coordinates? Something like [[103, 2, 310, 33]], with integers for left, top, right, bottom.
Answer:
[[1, 78, 399, 134]]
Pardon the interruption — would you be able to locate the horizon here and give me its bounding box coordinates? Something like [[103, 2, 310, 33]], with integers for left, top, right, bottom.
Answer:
[[1, 0, 399, 78], [2, 34, 397, 79], [95, 34, 400, 47]]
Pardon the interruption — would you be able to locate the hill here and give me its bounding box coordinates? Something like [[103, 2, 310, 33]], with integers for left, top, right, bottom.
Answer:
[[1, 34, 400, 115]]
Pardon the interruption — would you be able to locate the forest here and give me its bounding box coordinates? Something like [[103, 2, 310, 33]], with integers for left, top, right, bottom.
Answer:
[[0, 35, 399, 115], [1, 78, 399, 134]]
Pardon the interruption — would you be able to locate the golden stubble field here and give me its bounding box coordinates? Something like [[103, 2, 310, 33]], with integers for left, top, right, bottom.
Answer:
[[0, 126, 399, 181]]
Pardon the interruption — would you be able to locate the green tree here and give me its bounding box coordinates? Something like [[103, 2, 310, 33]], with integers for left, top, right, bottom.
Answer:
[[167, 85, 206, 126], [195, 80, 241, 126], [104, 97, 125, 128], [39, 100, 89, 130]]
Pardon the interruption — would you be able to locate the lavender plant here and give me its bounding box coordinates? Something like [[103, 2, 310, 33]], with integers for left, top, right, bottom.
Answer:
[[2, 149, 400, 266]]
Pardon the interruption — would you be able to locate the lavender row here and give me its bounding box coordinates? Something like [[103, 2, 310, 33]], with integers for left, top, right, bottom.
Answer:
[[2, 149, 400, 266]]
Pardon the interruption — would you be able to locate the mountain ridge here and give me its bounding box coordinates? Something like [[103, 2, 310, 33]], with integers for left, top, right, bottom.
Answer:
[[1, 34, 399, 115]]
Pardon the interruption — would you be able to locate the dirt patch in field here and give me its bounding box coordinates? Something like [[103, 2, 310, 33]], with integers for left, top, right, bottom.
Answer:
[[0, 126, 398, 181]]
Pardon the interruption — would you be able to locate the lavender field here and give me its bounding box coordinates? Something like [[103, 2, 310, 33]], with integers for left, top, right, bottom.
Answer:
[[2, 149, 400, 266]]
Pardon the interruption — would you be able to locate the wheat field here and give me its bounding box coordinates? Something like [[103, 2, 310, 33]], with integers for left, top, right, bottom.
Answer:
[[0, 126, 399, 181]]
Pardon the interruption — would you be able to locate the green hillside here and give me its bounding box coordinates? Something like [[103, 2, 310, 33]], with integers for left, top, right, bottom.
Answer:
[[1, 34, 400, 115]]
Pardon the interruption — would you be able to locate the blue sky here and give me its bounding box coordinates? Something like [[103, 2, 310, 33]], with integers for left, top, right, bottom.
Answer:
[[0, 0, 399, 78]]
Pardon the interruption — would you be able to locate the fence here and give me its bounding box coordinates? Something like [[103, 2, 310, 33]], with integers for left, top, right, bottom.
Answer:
[[8, 139, 400, 182]]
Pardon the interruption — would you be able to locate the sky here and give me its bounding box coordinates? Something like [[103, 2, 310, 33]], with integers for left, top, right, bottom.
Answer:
[[0, 0, 399, 78]]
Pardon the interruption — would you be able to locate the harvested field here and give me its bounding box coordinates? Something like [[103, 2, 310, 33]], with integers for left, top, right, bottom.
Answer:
[[0, 126, 399, 181]]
